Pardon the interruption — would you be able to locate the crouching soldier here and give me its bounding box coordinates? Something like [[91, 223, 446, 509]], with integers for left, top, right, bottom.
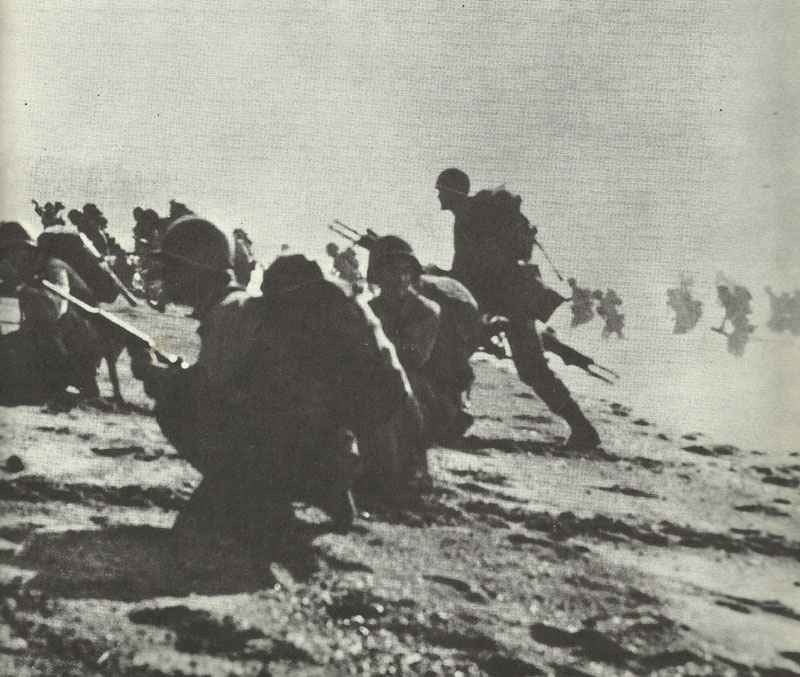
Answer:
[[0, 221, 107, 404], [129, 216, 410, 547], [366, 236, 476, 451]]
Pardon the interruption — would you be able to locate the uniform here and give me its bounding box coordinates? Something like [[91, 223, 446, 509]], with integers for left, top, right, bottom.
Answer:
[[17, 254, 107, 398], [137, 262, 411, 536], [437, 168, 599, 448]]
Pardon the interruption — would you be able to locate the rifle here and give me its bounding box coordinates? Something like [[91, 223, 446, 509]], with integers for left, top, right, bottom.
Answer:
[[40, 279, 182, 366], [532, 238, 564, 282], [540, 329, 619, 385], [77, 232, 140, 307], [328, 219, 379, 249]]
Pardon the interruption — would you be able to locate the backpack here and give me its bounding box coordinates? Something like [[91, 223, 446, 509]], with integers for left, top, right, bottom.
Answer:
[[466, 187, 537, 265], [36, 226, 119, 303]]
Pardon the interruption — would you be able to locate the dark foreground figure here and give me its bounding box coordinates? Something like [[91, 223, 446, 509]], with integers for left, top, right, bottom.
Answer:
[[129, 216, 415, 549], [434, 168, 600, 449], [0, 221, 121, 404]]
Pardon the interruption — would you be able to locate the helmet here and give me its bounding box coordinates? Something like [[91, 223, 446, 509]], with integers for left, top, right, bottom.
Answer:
[[367, 235, 422, 283], [435, 168, 470, 195], [261, 254, 324, 299], [154, 215, 232, 273], [0, 222, 36, 251]]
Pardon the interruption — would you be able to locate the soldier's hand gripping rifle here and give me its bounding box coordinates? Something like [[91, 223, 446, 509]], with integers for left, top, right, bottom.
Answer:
[[40, 279, 182, 367]]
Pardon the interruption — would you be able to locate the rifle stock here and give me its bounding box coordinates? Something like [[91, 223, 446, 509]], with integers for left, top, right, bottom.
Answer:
[[40, 279, 182, 367]]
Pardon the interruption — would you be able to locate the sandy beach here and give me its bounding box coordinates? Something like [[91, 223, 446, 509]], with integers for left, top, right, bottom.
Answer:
[[0, 298, 798, 676]]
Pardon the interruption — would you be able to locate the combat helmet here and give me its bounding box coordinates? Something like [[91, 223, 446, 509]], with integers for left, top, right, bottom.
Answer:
[[153, 215, 233, 274], [435, 168, 470, 195], [366, 235, 422, 283], [0, 222, 36, 251]]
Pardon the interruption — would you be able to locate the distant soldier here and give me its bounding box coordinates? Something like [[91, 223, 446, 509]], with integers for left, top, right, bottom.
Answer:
[[596, 288, 625, 339], [132, 207, 163, 254], [129, 216, 410, 545], [0, 222, 109, 402], [326, 242, 364, 289], [435, 167, 600, 449], [568, 277, 595, 327], [132, 207, 169, 310], [667, 275, 702, 334], [764, 286, 798, 335], [716, 278, 752, 327], [715, 275, 755, 355], [67, 203, 109, 255], [31, 200, 66, 228]]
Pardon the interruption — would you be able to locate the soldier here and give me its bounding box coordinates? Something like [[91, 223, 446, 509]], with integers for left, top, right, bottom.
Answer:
[[326, 242, 364, 289], [0, 221, 108, 402], [132, 207, 163, 253], [596, 288, 625, 339], [568, 277, 595, 327], [668, 275, 702, 334], [435, 168, 600, 449], [715, 277, 756, 355], [129, 216, 410, 546], [366, 236, 449, 448], [343, 228, 480, 440], [32, 200, 66, 228]]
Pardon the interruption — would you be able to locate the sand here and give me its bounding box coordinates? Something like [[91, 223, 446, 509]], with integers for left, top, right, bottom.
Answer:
[[0, 299, 798, 676]]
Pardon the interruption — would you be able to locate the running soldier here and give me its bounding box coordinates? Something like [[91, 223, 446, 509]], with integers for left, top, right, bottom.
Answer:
[[568, 277, 595, 327], [435, 168, 600, 449], [326, 242, 364, 289], [595, 288, 625, 339], [31, 200, 65, 228]]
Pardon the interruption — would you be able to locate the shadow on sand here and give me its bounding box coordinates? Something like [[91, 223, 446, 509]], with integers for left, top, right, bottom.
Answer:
[[9, 522, 326, 601]]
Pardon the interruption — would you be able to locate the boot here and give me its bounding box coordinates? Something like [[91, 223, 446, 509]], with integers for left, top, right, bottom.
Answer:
[[566, 420, 601, 450], [559, 400, 601, 450]]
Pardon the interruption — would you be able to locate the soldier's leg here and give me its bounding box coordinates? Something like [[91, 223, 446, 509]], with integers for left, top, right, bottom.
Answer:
[[317, 427, 359, 531], [505, 319, 600, 449]]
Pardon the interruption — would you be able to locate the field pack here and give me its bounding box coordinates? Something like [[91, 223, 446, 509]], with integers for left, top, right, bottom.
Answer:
[[467, 187, 537, 265]]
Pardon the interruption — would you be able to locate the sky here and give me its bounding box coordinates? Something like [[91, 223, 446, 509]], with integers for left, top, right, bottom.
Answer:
[[2, 1, 799, 450], [1, 0, 798, 304]]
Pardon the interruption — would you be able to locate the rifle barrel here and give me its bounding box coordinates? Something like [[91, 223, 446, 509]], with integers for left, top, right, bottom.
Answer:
[[534, 240, 564, 282], [328, 223, 359, 244], [332, 219, 362, 237], [40, 279, 181, 366]]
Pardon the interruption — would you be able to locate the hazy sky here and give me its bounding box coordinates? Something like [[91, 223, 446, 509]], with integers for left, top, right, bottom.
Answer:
[[2, 1, 798, 302]]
